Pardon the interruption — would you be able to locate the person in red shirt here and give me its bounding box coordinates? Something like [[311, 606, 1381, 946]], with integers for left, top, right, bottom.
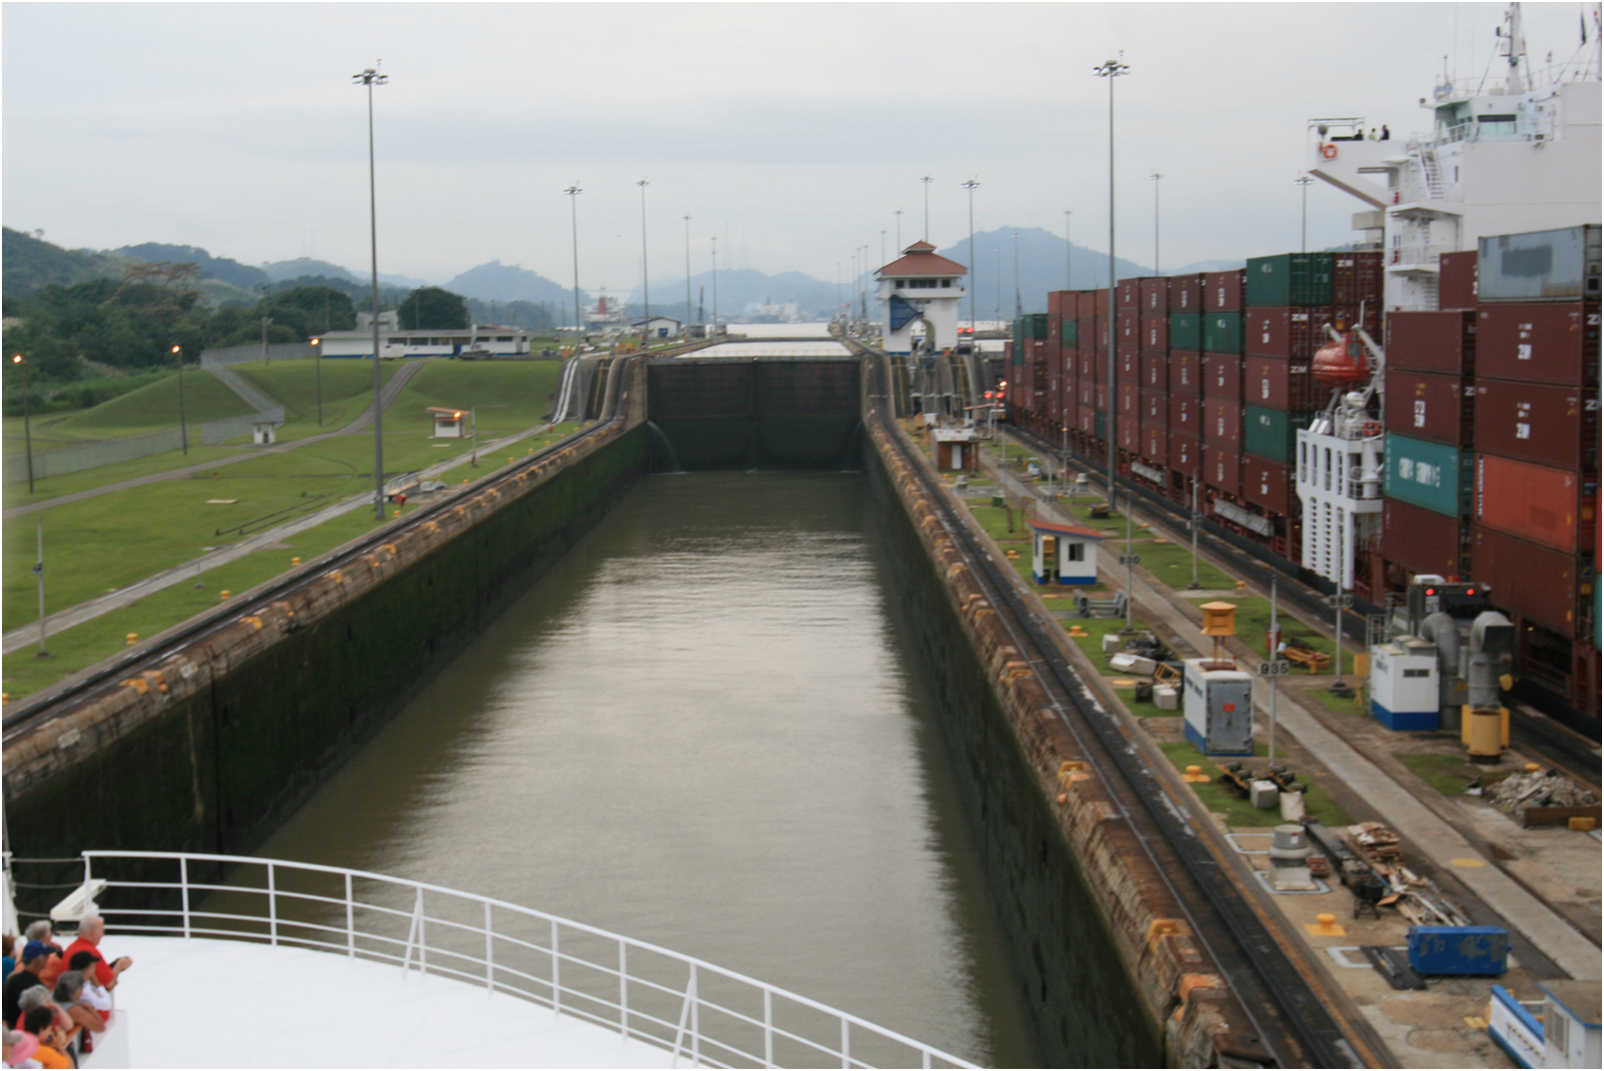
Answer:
[[60, 916, 131, 991]]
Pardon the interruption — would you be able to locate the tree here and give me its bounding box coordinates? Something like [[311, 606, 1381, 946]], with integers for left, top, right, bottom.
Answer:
[[398, 287, 468, 330]]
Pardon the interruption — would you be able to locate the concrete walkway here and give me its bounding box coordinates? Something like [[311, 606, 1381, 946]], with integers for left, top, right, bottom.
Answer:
[[3, 416, 558, 655], [982, 445, 1601, 982], [3, 361, 426, 521]]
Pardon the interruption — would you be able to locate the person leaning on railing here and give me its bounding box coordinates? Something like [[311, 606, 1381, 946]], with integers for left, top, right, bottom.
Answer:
[[64, 956, 109, 1025], [51, 973, 104, 1055]]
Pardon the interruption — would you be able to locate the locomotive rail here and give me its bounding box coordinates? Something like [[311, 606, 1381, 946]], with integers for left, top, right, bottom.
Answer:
[[857, 343, 1373, 1068]]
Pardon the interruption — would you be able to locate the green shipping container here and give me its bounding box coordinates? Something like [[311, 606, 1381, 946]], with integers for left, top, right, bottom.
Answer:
[[1383, 433, 1471, 518], [1169, 311, 1202, 350], [1023, 313, 1048, 340], [1242, 406, 1314, 463], [1062, 319, 1078, 345], [1202, 312, 1243, 353], [1245, 253, 1334, 307]]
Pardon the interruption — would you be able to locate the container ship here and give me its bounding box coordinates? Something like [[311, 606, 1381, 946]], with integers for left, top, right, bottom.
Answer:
[[1003, 3, 1601, 721]]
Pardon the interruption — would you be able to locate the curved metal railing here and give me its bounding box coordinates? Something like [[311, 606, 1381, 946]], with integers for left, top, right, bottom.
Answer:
[[74, 851, 974, 1070]]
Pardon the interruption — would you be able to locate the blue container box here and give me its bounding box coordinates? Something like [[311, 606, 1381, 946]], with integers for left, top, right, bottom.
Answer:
[[1407, 925, 1509, 976]]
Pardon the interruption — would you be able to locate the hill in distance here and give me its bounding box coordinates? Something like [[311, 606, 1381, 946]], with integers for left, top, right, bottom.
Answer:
[[444, 260, 575, 306], [2, 227, 126, 297]]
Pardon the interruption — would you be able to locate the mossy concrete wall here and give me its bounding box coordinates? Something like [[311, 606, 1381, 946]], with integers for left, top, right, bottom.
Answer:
[[3, 419, 648, 864]]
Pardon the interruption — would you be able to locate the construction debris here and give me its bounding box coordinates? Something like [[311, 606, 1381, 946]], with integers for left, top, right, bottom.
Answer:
[[1484, 769, 1598, 816]]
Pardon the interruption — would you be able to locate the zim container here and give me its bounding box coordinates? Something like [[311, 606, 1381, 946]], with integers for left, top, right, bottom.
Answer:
[[1169, 350, 1201, 396], [1117, 350, 1141, 384], [1168, 273, 1204, 312], [1142, 314, 1169, 353], [1169, 431, 1198, 473], [1117, 410, 1140, 452], [1245, 252, 1335, 307], [1169, 311, 1203, 350], [1202, 352, 1243, 401], [1204, 399, 1243, 446], [1477, 225, 1601, 303], [1386, 310, 1477, 376], [1245, 356, 1323, 411], [1118, 309, 1141, 353], [1142, 424, 1168, 466], [1438, 250, 1478, 309], [1332, 251, 1384, 306], [1170, 394, 1197, 434], [1203, 312, 1244, 353], [1471, 380, 1598, 474], [1241, 455, 1292, 515], [1141, 388, 1167, 432], [1383, 433, 1470, 518], [1475, 302, 1601, 385], [1245, 307, 1329, 359], [1117, 278, 1142, 309], [1204, 268, 1246, 312], [1140, 277, 1168, 314], [1203, 442, 1241, 494], [1141, 351, 1168, 391], [1470, 525, 1582, 636], [1383, 371, 1472, 447], [1474, 453, 1594, 554], [1241, 405, 1311, 464], [1117, 382, 1139, 420], [1382, 498, 1466, 579]]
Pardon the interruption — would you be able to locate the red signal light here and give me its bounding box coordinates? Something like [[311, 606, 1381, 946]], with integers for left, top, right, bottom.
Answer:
[[1425, 587, 1437, 596], [1466, 588, 1475, 595]]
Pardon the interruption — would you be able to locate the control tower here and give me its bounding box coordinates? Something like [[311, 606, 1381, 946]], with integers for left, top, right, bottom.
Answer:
[[874, 240, 967, 356]]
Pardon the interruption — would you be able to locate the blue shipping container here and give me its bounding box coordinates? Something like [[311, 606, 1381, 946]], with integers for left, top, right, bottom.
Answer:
[[1406, 925, 1509, 976]]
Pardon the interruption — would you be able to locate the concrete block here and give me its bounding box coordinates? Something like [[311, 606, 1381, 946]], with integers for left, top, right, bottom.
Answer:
[[1250, 780, 1280, 810], [1110, 653, 1158, 676], [1279, 791, 1306, 822], [1154, 685, 1179, 710], [1102, 633, 1123, 655]]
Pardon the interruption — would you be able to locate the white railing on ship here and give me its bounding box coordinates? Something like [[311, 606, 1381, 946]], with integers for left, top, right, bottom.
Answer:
[[77, 851, 974, 1070]]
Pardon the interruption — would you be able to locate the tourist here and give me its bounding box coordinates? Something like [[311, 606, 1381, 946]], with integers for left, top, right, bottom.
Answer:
[[62, 916, 130, 991], [10, 992, 68, 1048], [1, 946, 52, 1029], [19, 930, 61, 993], [63, 958, 106, 1024], [3, 1027, 40, 1069], [17, 1011, 67, 1071], [51, 974, 102, 1054], [1, 937, 16, 984]]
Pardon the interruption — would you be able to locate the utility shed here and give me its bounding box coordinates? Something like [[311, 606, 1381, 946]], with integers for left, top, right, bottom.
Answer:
[[426, 406, 467, 439], [1368, 637, 1441, 731], [1028, 520, 1105, 585], [930, 426, 979, 472], [1489, 980, 1601, 1069]]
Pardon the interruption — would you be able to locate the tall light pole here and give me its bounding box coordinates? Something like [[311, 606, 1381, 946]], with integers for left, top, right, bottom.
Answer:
[[310, 336, 323, 426], [637, 178, 650, 335], [962, 178, 980, 371], [710, 235, 718, 331], [354, 63, 388, 521], [1094, 54, 1129, 514], [683, 214, 693, 327], [921, 175, 933, 240], [1295, 175, 1313, 253], [880, 228, 886, 270], [565, 184, 583, 340], [11, 354, 33, 493], [1150, 172, 1163, 274], [895, 208, 903, 250], [1012, 230, 1022, 320], [1064, 210, 1073, 290], [171, 344, 188, 456]]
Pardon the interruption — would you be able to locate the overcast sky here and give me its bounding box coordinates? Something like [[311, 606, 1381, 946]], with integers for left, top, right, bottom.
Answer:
[[4, 2, 1597, 292]]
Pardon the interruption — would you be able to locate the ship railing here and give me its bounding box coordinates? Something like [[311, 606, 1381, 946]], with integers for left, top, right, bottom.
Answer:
[[1388, 241, 1457, 268], [74, 851, 975, 1070]]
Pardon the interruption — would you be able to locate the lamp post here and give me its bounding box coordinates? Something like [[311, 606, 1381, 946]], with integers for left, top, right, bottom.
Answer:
[[1064, 210, 1073, 289], [171, 344, 188, 456], [1094, 53, 1130, 515], [683, 214, 692, 329], [637, 178, 650, 337], [310, 337, 323, 425], [1151, 171, 1163, 274], [565, 184, 583, 341], [1012, 230, 1022, 320], [354, 63, 388, 521], [710, 236, 718, 332], [895, 208, 903, 250], [921, 175, 932, 240], [1295, 175, 1313, 253], [11, 354, 34, 493], [962, 178, 979, 370]]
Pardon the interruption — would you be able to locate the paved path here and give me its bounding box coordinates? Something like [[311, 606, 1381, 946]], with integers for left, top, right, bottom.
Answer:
[[3, 415, 556, 655], [3, 361, 426, 521], [983, 445, 1601, 981]]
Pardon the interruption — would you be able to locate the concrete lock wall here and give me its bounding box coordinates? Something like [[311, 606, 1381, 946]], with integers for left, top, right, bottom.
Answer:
[[3, 421, 650, 870]]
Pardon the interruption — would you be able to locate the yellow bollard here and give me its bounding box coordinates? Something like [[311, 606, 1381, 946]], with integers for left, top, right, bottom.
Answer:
[[219, 590, 230, 601], [126, 633, 139, 645], [290, 556, 301, 566], [1307, 913, 1346, 937], [1183, 765, 1211, 783]]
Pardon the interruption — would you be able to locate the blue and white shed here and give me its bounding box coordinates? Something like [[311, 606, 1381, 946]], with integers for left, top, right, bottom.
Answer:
[[1489, 980, 1600, 1069], [1028, 520, 1104, 585]]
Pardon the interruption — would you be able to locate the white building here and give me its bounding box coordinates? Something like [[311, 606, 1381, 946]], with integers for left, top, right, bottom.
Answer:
[[633, 316, 682, 340], [319, 323, 534, 359], [874, 240, 967, 355]]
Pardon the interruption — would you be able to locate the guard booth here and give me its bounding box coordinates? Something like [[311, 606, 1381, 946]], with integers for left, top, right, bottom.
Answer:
[[1028, 519, 1104, 585], [251, 420, 278, 446], [930, 426, 979, 472], [427, 406, 467, 439]]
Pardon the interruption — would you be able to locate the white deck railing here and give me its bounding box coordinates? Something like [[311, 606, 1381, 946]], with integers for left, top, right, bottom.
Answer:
[[75, 851, 975, 1070]]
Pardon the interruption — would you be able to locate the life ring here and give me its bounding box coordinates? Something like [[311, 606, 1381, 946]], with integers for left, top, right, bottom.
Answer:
[[1360, 420, 1381, 438], [1321, 143, 1338, 160]]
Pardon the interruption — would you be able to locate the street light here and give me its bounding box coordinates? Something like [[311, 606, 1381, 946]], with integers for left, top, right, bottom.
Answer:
[[710, 235, 719, 332], [1295, 175, 1313, 253], [894, 208, 903, 250], [1064, 210, 1073, 289], [171, 344, 188, 456], [683, 214, 692, 329], [310, 337, 323, 425], [1151, 172, 1163, 274], [565, 184, 583, 342], [11, 354, 33, 493], [1094, 53, 1129, 521], [637, 178, 650, 337], [354, 63, 388, 521], [962, 178, 980, 383], [921, 175, 933, 240], [1012, 230, 1021, 320]]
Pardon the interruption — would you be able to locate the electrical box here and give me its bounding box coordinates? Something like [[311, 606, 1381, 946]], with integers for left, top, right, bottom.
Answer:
[[1369, 638, 1441, 731], [1182, 659, 1254, 756], [1407, 925, 1509, 976]]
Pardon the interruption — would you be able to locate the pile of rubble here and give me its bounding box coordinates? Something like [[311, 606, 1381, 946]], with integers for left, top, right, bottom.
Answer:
[[1342, 821, 1470, 927], [1484, 769, 1598, 816]]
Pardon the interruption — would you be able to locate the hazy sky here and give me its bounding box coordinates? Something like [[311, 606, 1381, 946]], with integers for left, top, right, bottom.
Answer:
[[4, 2, 1597, 291]]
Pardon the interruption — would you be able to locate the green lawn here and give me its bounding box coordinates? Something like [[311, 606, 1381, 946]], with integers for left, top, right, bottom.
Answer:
[[227, 359, 409, 440], [1193, 594, 1354, 676], [49, 370, 256, 434], [967, 501, 1031, 542], [1157, 740, 1353, 828], [1131, 537, 1238, 591], [1394, 752, 1515, 797]]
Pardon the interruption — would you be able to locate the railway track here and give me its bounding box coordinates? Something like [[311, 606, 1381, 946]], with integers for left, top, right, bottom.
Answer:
[[855, 344, 1369, 1068], [1002, 422, 1602, 786]]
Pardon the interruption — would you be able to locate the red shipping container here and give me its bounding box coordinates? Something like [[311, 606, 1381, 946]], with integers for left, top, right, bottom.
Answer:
[[1048, 290, 1068, 318], [1118, 415, 1140, 452], [1476, 302, 1601, 385], [1075, 292, 1095, 319], [1438, 250, 1478, 310], [1204, 268, 1246, 312], [1245, 355, 1286, 410], [1077, 404, 1099, 438], [1474, 453, 1594, 554], [1383, 498, 1466, 579], [1203, 442, 1241, 494], [1202, 352, 1243, 401], [1472, 380, 1598, 474], [1117, 309, 1141, 352], [1241, 456, 1292, 515], [1117, 278, 1141, 309], [1204, 399, 1243, 445], [1141, 351, 1168, 391], [1117, 382, 1139, 419], [1140, 278, 1168, 315], [1383, 371, 1471, 446], [1470, 525, 1580, 636], [1168, 274, 1205, 313], [1095, 383, 1107, 410], [1169, 432, 1198, 473], [1142, 424, 1167, 466], [1333, 251, 1383, 306], [1141, 388, 1167, 430], [1170, 394, 1197, 434], [1245, 307, 1329, 359], [1077, 379, 1094, 406], [1141, 314, 1169, 353], [1116, 350, 1140, 384], [1386, 310, 1476, 376], [1079, 349, 1102, 381], [1169, 350, 1201, 396], [1096, 289, 1110, 316]]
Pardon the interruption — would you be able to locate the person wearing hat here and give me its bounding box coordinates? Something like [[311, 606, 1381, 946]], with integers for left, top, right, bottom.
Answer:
[[4, 1026, 41, 1068], [1, 945, 55, 1030]]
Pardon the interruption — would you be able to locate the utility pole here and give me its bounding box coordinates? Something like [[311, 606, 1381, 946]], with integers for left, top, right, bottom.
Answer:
[[638, 178, 650, 334], [34, 518, 47, 658], [172, 344, 188, 455], [963, 178, 980, 352], [1269, 576, 1281, 762], [683, 214, 692, 327], [565, 184, 583, 342], [261, 314, 272, 364], [1094, 54, 1130, 513], [921, 175, 933, 240], [11, 354, 34, 494], [1189, 472, 1201, 588], [1064, 210, 1073, 289], [895, 208, 903, 250], [711, 236, 718, 331], [1151, 172, 1163, 274], [354, 63, 388, 521], [1012, 231, 1022, 320], [1295, 175, 1313, 253]]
